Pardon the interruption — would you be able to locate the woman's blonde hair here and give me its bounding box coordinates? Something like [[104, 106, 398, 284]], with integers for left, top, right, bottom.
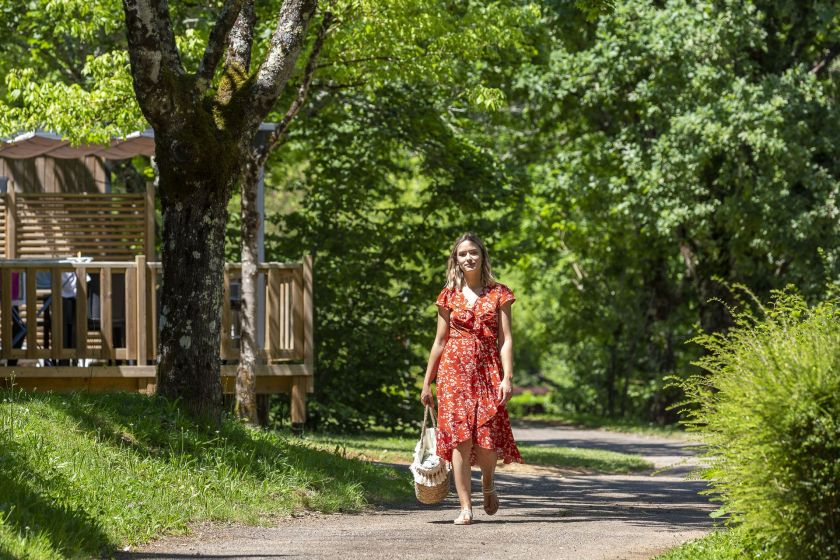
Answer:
[[445, 232, 497, 290]]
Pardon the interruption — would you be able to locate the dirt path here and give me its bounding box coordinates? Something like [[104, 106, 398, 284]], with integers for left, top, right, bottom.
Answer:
[[118, 424, 714, 560]]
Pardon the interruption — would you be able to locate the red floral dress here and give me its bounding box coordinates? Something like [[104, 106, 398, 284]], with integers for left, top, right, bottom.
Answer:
[[434, 282, 523, 465]]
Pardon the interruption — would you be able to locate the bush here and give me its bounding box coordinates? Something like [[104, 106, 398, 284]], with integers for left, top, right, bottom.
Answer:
[[679, 290, 840, 559], [507, 391, 548, 417]]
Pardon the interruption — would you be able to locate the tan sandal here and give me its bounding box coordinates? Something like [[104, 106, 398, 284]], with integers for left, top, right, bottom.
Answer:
[[453, 509, 473, 525], [483, 485, 499, 515]]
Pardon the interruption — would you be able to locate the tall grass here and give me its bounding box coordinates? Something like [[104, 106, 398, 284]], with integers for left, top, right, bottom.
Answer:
[[679, 290, 840, 559], [0, 390, 411, 559]]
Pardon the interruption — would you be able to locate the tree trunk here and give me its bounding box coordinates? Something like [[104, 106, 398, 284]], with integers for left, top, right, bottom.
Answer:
[[605, 323, 623, 417], [235, 158, 261, 424], [156, 172, 232, 423], [122, 0, 318, 421]]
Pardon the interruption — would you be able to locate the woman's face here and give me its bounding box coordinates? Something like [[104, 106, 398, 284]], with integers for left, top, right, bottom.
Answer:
[[456, 240, 482, 275]]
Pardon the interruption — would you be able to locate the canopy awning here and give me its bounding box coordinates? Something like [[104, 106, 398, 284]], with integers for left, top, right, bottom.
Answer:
[[0, 129, 155, 160], [0, 124, 278, 161]]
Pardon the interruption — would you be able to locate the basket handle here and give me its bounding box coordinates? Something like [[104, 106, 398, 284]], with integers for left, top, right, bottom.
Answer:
[[420, 403, 437, 440]]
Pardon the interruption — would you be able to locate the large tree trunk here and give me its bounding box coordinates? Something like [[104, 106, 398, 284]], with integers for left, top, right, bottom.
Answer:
[[235, 158, 261, 424], [156, 164, 234, 422], [122, 0, 317, 420]]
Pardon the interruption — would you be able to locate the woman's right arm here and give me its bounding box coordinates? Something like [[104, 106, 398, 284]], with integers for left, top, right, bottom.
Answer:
[[420, 308, 450, 406]]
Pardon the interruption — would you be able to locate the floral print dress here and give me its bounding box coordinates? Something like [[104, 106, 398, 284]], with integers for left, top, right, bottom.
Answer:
[[434, 282, 523, 465]]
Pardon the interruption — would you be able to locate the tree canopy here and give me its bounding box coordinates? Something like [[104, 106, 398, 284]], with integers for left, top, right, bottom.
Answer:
[[1, 0, 837, 429]]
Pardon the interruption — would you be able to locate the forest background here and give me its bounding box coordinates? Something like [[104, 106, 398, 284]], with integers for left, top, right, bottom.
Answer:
[[1, 0, 838, 432]]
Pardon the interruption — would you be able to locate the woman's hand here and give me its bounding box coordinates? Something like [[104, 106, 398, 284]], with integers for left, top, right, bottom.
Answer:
[[420, 383, 434, 407], [497, 378, 512, 405]]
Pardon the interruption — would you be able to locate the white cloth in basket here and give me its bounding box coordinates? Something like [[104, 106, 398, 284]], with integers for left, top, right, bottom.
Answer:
[[410, 415, 450, 486]]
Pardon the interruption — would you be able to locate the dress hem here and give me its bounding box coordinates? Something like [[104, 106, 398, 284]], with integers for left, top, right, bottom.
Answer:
[[437, 432, 524, 466]]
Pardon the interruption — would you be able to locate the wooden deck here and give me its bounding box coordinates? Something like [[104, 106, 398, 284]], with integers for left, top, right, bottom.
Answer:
[[0, 256, 314, 423]]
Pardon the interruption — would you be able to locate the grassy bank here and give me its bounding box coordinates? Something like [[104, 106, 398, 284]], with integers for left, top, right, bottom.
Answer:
[[308, 432, 653, 473], [0, 390, 412, 560]]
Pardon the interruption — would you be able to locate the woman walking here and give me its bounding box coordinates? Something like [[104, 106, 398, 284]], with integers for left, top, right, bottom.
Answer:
[[421, 232, 523, 525]]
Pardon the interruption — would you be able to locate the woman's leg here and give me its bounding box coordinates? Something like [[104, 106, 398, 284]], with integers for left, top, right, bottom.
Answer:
[[473, 446, 497, 489], [474, 446, 499, 514], [451, 438, 473, 512]]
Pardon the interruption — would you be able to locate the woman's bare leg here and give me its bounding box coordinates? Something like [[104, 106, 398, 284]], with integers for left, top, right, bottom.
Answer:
[[473, 446, 499, 514], [452, 438, 473, 512], [473, 446, 497, 489], [475, 446, 497, 489]]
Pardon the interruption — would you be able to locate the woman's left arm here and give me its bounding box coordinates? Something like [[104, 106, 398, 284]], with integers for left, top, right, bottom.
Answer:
[[497, 302, 514, 404]]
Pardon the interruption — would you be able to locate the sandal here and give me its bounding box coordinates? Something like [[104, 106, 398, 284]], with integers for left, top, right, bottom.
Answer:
[[453, 509, 473, 525], [483, 485, 499, 515]]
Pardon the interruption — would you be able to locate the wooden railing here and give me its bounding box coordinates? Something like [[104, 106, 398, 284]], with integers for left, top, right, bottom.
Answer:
[[0, 256, 313, 367]]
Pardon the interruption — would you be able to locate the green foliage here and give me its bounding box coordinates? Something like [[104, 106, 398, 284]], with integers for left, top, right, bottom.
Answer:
[[489, 0, 840, 422], [264, 81, 521, 431], [655, 528, 755, 560], [679, 290, 840, 559], [507, 391, 549, 417], [0, 390, 411, 559], [0, 0, 539, 141], [3, 0, 840, 437]]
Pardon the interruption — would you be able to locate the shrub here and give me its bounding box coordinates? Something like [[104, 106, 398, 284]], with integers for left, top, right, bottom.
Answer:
[[679, 290, 840, 559], [507, 391, 548, 417]]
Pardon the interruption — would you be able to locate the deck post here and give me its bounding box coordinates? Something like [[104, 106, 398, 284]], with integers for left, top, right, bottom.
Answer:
[[1, 267, 11, 359], [75, 264, 88, 359], [291, 375, 306, 434], [5, 189, 16, 258], [135, 255, 147, 364], [26, 268, 37, 359], [50, 269, 63, 361], [144, 182, 155, 261], [303, 254, 314, 392]]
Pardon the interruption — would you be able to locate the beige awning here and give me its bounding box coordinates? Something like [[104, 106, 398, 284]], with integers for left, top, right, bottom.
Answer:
[[0, 129, 155, 160]]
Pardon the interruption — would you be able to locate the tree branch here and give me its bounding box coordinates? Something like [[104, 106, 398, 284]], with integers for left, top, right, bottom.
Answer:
[[224, 0, 256, 73], [260, 9, 334, 161], [9, 37, 84, 83], [313, 80, 368, 90], [196, 0, 247, 94], [810, 44, 840, 75], [122, 0, 185, 126], [316, 55, 396, 69], [245, 0, 318, 130]]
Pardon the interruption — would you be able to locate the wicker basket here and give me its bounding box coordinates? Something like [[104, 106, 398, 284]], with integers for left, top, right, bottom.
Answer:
[[411, 404, 451, 505], [415, 471, 451, 504]]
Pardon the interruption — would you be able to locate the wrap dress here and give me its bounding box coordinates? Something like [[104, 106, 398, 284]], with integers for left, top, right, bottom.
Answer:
[[434, 282, 523, 465]]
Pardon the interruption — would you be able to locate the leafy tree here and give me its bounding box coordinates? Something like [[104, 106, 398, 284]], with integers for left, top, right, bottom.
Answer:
[[501, 0, 840, 418], [0, 0, 539, 422], [232, 0, 538, 423], [264, 82, 520, 430]]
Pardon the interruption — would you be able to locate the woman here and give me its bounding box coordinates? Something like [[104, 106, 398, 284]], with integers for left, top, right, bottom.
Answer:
[[420, 232, 523, 525]]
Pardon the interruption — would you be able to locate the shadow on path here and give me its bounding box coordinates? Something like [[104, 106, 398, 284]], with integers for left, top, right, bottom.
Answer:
[[381, 470, 713, 530], [514, 432, 700, 459]]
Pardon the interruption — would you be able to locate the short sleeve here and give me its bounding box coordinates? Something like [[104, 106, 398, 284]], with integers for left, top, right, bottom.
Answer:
[[497, 284, 515, 308], [435, 288, 451, 310]]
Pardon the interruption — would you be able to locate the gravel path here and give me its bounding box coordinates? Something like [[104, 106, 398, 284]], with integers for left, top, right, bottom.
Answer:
[[118, 423, 714, 560]]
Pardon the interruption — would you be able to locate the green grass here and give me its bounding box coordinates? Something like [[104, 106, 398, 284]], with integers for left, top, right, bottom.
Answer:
[[306, 432, 653, 473], [655, 528, 754, 560], [0, 390, 413, 560], [518, 444, 652, 472], [514, 412, 687, 438]]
